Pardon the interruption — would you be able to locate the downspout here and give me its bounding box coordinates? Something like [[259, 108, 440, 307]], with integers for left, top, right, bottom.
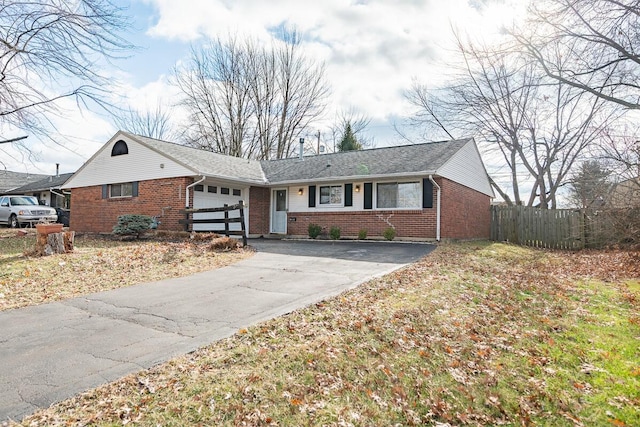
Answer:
[[185, 175, 206, 208], [428, 175, 441, 242]]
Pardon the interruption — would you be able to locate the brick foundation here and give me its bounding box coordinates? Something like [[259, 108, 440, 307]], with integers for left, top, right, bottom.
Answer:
[[286, 209, 437, 239], [70, 177, 194, 233]]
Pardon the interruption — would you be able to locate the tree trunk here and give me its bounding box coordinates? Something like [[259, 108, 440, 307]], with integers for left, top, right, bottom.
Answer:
[[35, 231, 75, 256]]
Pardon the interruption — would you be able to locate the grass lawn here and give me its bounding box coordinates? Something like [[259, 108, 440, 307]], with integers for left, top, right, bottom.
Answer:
[[0, 229, 253, 311], [14, 241, 639, 426]]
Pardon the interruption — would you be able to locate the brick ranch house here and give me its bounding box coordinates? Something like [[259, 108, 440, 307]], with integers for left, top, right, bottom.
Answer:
[[62, 131, 494, 240]]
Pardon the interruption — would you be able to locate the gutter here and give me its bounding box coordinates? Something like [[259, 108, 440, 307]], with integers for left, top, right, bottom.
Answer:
[[268, 171, 438, 187], [185, 176, 206, 208], [428, 175, 441, 241]]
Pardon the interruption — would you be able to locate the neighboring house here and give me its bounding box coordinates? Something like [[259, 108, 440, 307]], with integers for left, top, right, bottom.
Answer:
[[63, 131, 495, 240], [5, 172, 74, 208], [0, 170, 49, 194]]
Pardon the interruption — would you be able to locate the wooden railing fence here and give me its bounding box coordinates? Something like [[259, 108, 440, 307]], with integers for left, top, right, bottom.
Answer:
[[179, 200, 247, 247]]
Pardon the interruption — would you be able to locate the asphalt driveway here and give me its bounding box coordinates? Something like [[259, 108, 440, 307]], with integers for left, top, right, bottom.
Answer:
[[0, 239, 435, 422]]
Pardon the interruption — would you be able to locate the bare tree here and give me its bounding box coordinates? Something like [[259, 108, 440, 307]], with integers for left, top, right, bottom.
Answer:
[[174, 38, 255, 157], [114, 104, 178, 141], [0, 0, 133, 139], [173, 30, 329, 159], [513, 0, 640, 110], [270, 29, 329, 159], [406, 36, 617, 208]]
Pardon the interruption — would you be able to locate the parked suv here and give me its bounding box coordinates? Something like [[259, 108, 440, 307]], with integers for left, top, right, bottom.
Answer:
[[0, 195, 58, 228]]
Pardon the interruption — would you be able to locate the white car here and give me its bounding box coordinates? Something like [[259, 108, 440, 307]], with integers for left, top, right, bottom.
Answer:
[[0, 195, 58, 228]]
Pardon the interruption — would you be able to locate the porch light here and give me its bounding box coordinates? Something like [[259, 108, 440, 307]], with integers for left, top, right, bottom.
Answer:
[[355, 185, 360, 192], [298, 188, 304, 195]]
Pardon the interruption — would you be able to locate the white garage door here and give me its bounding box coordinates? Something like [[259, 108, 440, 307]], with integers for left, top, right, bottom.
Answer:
[[192, 184, 248, 234]]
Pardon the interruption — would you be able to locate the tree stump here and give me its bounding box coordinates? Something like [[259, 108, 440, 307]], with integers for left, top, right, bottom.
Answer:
[[35, 229, 75, 256]]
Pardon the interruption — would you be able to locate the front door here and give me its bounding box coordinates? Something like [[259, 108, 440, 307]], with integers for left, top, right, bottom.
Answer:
[[271, 189, 287, 234]]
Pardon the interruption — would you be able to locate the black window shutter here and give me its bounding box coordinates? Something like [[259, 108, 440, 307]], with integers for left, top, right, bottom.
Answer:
[[102, 184, 108, 199], [308, 185, 316, 207], [132, 181, 139, 197], [423, 178, 433, 208], [364, 182, 373, 209], [344, 183, 353, 207]]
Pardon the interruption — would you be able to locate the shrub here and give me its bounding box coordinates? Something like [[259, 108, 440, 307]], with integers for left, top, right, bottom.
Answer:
[[208, 236, 240, 251], [112, 214, 153, 238], [383, 227, 396, 241], [329, 226, 341, 240], [308, 223, 322, 239], [358, 228, 368, 240]]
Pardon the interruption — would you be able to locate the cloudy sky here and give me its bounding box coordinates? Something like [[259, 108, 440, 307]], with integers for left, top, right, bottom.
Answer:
[[1, 0, 525, 176]]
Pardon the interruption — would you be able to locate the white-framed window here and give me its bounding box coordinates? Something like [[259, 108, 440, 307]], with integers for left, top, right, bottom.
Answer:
[[319, 185, 343, 205], [110, 182, 133, 198], [376, 182, 421, 209]]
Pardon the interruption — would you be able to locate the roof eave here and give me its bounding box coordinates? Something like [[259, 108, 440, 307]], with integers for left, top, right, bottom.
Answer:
[[266, 171, 439, 186]]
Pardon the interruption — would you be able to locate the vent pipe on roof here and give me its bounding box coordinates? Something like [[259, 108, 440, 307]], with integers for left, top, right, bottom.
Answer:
[[55, 163, 59, 177], [299, 138, 305, 160]]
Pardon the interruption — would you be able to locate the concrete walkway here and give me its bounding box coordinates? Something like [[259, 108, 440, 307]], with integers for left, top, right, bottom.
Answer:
[[0, 239, 434, 422]]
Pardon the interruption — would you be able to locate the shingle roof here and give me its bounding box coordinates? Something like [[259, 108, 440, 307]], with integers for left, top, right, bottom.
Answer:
[[0, 170, 49, 193], [6, 172, 74, 193], [260, 138, 471, 184], [127, 133, 266, 184]]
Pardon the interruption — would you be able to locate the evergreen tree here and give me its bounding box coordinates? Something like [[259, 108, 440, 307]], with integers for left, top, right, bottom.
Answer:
[[569, 160, 612, 208], [337, 122, 363, 151]]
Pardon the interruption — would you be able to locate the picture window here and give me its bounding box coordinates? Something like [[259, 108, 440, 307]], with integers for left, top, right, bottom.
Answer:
[[376, 182, 421, 209], [319, 185, 343, 205]]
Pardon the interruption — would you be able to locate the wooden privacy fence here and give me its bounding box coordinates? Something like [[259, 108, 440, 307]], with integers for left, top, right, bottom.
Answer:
[[179, 200, 247, 247], [491, 206, 587, 250]]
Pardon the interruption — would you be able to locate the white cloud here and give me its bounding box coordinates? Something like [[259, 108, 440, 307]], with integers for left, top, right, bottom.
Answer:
[[142, 0, 525, 125], [2, 0, 528, 175]]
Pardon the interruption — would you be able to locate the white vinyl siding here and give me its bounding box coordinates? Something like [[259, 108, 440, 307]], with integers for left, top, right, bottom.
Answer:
[[437, 140, 494, 197], [64, 135, 194, 189]]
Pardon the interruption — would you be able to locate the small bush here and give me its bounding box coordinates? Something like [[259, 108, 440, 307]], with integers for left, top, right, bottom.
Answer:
[[308, 223, 322, 239], [383, 227, 396, 241], [329, 226, 341, 240], [358, 229, 368, 240], [112, 214, 153, 239], [208, 236, 240, 251]]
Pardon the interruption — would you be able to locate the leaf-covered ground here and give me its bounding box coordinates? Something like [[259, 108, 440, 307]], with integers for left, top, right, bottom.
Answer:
[[14, 242, 640, 426], [0, 229, 253, 311]]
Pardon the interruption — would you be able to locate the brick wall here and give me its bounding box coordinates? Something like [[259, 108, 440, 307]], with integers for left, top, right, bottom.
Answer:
[[285, 178, 491, 240], [248, 186, 270, 236], [440, 178, 491, 239], [70, 177, 194, 233], [286, 209, 438, 239]]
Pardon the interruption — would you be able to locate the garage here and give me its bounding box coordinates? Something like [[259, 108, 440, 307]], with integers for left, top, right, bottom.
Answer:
[[192, 181, 249, 233]]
